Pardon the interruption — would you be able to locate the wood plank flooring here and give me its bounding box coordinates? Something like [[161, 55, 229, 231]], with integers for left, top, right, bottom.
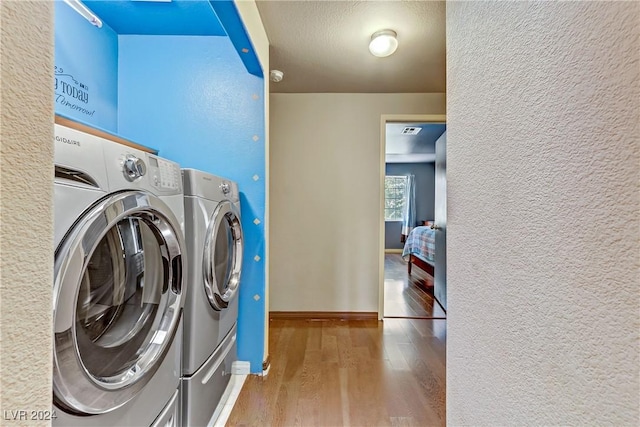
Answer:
[[226, 318, 446, 427], [384, 254, 445, 319]]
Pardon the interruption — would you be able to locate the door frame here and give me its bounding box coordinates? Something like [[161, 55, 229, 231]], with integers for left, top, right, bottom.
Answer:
[[378, 114, 447, 320]]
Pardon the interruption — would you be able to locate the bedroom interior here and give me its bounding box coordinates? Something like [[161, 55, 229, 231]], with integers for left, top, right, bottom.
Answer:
[[383, 121, 447, 318]]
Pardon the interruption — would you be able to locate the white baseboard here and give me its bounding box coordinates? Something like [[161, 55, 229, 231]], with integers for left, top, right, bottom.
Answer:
[[209, 373, 248, 427], [231, 360, 250, 375]]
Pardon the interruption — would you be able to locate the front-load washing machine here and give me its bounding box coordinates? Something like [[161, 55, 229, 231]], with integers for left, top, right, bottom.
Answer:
[[181, 168, 243, 427], [53, 123, 186, 426]]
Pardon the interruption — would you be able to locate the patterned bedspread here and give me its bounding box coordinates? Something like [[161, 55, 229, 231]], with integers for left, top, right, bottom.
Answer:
[[402, 226, 435, 263]]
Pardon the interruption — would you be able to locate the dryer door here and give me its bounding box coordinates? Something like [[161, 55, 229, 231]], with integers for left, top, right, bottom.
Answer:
[[203, 200, 243, 311], [53, 191, 185, 415]]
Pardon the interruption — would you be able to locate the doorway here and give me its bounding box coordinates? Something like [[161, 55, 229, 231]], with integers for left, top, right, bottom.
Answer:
[[378, 115, 447, 320]]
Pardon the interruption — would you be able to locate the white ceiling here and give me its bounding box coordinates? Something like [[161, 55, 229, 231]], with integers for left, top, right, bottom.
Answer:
[[255, 0, 446, 93]]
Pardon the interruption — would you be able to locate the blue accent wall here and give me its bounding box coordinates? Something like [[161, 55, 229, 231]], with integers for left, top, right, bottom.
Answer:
[[84, 0, 226, 36], [209, 1, 262, 77], [118, 35, 265, 372], [54, 0, 118, 131]]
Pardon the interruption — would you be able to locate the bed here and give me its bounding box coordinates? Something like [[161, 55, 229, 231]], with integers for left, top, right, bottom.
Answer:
[[402, 225, 435, 278]]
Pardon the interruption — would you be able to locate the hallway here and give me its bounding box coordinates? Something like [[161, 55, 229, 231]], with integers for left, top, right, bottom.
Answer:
[[227, 317, 446, 426]]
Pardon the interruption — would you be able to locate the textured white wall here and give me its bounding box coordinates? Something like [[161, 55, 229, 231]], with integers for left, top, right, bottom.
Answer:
[[0, 1, 54, 423], [269, 93, 445, 312], [447, 2, 639, 425]]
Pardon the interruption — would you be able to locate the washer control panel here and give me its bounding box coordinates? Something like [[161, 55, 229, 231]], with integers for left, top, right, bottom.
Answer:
[[148, 155, 181, 191], [122, 155, 147, 182]]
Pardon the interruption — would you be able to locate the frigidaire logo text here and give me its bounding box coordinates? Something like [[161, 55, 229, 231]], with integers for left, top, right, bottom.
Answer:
[[56, 136, 81, 147]]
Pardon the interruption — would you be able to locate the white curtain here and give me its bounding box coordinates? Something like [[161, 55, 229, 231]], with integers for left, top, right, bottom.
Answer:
[[401, 174, 416, 239]]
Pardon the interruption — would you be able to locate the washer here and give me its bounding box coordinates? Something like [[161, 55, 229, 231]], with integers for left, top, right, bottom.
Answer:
[[181, 168, 243, 427], [53, 123, 185, 426]]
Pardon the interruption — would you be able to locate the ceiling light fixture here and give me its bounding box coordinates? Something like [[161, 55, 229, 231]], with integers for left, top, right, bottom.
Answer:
[[63, 0, 103, 28], [369, 29, 398, 57]]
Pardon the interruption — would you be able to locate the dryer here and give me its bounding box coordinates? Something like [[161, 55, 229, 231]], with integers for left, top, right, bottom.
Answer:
[[53, 123, 185, 426], [181, 168, 243, 427]]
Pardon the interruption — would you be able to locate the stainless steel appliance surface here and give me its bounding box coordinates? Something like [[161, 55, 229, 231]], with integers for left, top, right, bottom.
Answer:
[[180, 168, 243, 426], [53, 124, 185, 426]]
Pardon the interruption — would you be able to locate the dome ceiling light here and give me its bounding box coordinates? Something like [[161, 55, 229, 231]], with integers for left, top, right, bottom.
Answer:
[[368, 29, 398, 58]]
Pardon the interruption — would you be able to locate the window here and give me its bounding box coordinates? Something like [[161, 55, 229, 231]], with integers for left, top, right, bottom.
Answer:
[[384, 175, 408, 221]]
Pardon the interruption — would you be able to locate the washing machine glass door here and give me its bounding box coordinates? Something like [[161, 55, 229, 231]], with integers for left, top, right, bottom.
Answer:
[[53, 191, 185, 415], [203, 200, 243, 311]]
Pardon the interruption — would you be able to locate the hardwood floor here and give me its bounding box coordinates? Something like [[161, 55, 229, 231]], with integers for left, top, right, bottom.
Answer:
[[226, 318, 446, 427], [384, 254, 445, 319]]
